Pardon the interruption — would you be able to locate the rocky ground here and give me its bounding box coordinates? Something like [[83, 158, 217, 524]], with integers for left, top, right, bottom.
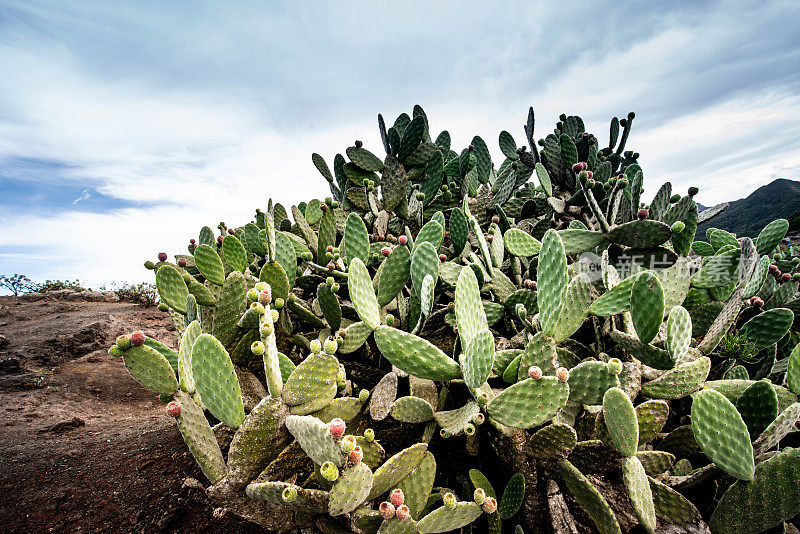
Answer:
[[0, 294, 271, 533]]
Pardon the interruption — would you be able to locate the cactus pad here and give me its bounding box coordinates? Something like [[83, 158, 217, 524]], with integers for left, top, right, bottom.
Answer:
[[368, 443, 428, 500], [348, 258, 380, 330], [282, 352, 339, 406], [641, 357, 710, 400], [194, 244, 225, 286], [487, 376, 569, 429], [417, 502, 482, 534], [329, 462, 374, 515], [691, 389, 754, 480], [567, 360, 620, 405], [156, 264, 189, 314], [374, 326, 461, 381], [462, 328, 494, 389], [172, 390, 226, 483], [122, 344, 179, 396], [603, 387, 638, 457], [191, 333, 245, 428], [631, 271, 664, 344]]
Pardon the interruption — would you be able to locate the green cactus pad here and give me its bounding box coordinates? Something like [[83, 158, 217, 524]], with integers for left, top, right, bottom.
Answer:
[[348, 258, 380, 330], [786, 344, 800, 395], [603, 387, 638, 457], [212, 271, 247, 349], [636, 400, 669, 445], [433, 401, 479, 435], [622, 456, 657, 533], [487, 376, 569, 429], [754, 218, 789, 255], [631, 271, 664, 344], [635, 451, 674, 476], [374, 326, 461, 381], [178, 320, 202, 393], [226, 396, 289, 489], [368, 443, 428, 500], [143, 336, 179, 373], [607, 219, 671, 249], [377, 245, 411, 306], [462, 328, 494, 389], [414, 220, 444, 251], [648, 476, 702, 525], [411, 241, 439, 298], [739, 307, 794, 350], [538, 229, 567, 336], [156, 264, 189, 314], [557, 228, 607, 255], [259, 262, 290, 303], [347, 146, 384, 172], [391, 396, 435, 423], [198, 225, 215, 246], [397, 451, 436, 520], [285, 414, 343, 467], [735, 379, 778, 440], [450, 207, 469, 254], [641, 357, 710, 400], [553, 273, 592, 342], [122, 344, 179, 395], [275, 231, 298, 289], [558, 459, 621, 534], [329, 462, 374, 516], [498, 472, 525, 519], [172, 390, 226, 484], [310, 396, 364, 424], [316, 208, 337, 264], [518, 333, 558, 380], [191, 333, 245, 428], [503, 228, 542, 257], [567, 360, 620, 405], [664, 305, 691, 361], [377, 517, 417, 534], [222, 235, 247, 273], [702, 379, 798, 413], [343, 212, 369, 266], [691, 247, 741, 288], [528, 423, 577, 461], [282, 352, 339, 406], [337, 321, 373, 354], [417, 501, 482, 534], [454, 266, 489, 348], [691, 389, 754, 480], [709, 447, 800, 534], [317, 283, 342, 331], [589, 275, 635, 316], [752, 402, 800, 456], [193, 244, 225, 286], [186, 278, 216, 307], [469, 468, 497, 498]]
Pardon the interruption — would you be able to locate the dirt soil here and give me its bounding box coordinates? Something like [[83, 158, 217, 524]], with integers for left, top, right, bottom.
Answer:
[[0, 296, 272, 533]]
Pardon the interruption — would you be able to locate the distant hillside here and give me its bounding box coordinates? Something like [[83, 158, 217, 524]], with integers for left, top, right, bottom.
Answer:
[[696, 179, 800, 238]]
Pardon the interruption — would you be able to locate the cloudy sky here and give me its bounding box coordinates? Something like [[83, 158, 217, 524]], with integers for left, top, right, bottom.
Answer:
[[1, 0, 799, 290]]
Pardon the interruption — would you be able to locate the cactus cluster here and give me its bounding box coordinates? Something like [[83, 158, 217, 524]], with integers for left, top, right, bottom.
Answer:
[[113, 105, 800, 533]]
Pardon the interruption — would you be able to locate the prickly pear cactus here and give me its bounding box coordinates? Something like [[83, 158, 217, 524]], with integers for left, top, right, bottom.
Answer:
[[115, 106, 800, 534]]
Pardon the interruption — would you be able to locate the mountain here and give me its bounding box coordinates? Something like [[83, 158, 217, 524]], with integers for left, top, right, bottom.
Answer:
[[696, 178, 800, 238]]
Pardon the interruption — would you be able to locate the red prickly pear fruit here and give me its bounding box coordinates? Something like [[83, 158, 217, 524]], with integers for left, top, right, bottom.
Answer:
[[166, 401, 181, 417], [349, 446, 363, 464], [326, 261, 336, 270], [227, 228, 234, 235], [189, 238, 196, 244], [130, 331, 146, 347], [177, 258, 187, 268], [378, 234, 385, 241], [572, 162, 587, 173], [487, 235, 494, 243], [586, 171, 593, 179], [468, 144, 474, 151], [492, 216, 500, 223], [556, 367, 569, 383], [783, 273, 792, 282], [381, 247, 391, 257], [258, 289, 272, 305], [637, 209, 649, 220], [769, 264, 779, 274], [320, 203, 328, 212], [750, 296, 764, 307], [326, 245, 334, 252], [398, 235, 408, 246], [390, 489, 404, 507], [158, 252, 168, 262], [116, 335, 132, 350], [355, 140, 363, 148], [482, 497, 498, 514], [217, 235, 223, 243], [328, 418, 346, 439], [395, 505, 410, 521], [379, 502, 396, 519], [438, 254, 447, 262], [528, 366, 543, 380]]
